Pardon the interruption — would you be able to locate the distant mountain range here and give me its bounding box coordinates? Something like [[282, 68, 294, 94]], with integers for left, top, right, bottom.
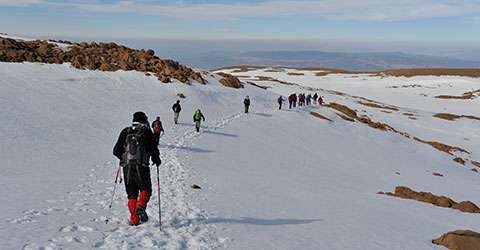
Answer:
[[175, 50, 480, 71]]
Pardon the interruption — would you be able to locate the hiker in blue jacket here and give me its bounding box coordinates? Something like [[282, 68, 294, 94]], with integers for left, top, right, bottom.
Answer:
[[277, 96, 284, 110]]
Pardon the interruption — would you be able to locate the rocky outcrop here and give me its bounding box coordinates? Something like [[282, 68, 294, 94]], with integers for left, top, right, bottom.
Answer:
[[216, 72, 244, 88], [433, 230, 480, 250], [379, 186, 480, 213], [0, 37, 205, 85]]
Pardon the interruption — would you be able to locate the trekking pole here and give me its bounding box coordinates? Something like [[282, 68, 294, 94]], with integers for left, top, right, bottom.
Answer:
[[105, 163, 121, 224], [156, 164, 162, 230]]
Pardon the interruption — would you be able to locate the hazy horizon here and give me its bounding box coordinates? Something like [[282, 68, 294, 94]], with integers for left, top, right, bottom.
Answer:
[[4, 32, 479, 70]]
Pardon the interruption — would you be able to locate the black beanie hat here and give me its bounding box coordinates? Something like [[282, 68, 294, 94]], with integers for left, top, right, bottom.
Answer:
[[133, 111, 148, 124]]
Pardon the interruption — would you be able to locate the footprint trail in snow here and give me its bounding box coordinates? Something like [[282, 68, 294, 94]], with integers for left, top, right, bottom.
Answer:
[[10, 112, 247, 249]]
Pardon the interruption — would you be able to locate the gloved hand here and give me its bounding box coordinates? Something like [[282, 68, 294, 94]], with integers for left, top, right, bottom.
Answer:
[[153, 156, 161, 166]]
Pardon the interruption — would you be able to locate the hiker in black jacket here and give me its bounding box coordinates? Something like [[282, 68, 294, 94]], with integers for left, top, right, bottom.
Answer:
[[243, 96, 250, 113], [172, 100, 181, 124], [113, 111, 161, 226]]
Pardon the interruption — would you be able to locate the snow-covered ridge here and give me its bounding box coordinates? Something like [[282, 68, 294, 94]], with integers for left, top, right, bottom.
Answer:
[[1, 49, 479, 249], [216, 66, 480, 164]]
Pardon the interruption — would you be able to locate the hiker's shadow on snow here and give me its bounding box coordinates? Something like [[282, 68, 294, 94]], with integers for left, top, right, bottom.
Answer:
[[176, 122, 195, 127], [203, 217, 322, 226], [161, 144, 214, 153], [254, 113, 272, 117], [203, 130, 238, 138]]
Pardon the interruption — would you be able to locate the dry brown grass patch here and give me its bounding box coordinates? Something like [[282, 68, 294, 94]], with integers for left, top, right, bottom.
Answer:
[[336, 113, 355, 122], [214, 65, 266, 73], [357, 101, 399, 111], [287, 72, 305, 76], [381, 68, 480, 78], [296, 67, 480, 79], [435, 89, 480, 100], [325, 102, 401, 133], [246, 81, 270, 90], [324, 103, 357, 118], [310, 112, 332, 121], [413, 137, 469, 156], [434, 113, 480, 121], [254, 76, 298, 86], [471, 161, 480, 168]]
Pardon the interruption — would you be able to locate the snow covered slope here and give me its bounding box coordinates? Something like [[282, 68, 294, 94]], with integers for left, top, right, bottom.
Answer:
[[1, 61, 479, 250]]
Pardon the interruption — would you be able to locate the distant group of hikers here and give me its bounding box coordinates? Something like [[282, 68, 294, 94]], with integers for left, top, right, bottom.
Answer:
[[112, 96, 252, 226], [277, 92, 324, 110]]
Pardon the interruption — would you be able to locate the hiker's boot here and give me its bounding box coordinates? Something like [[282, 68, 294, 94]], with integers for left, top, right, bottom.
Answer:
[[136, 190, 150, 222], [136, 206, 148, 222]]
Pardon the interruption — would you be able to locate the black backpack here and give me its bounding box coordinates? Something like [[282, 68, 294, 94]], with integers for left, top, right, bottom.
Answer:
[[122, 125, 149, 167]]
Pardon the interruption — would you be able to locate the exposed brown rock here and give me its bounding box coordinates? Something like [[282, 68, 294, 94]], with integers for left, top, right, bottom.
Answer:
[[98, 63, 118, 71], [454, 157, 466, 165], [452, 201, 480, 213], [310, 111, 332, 121], [380, 186, 480, 213], [217, 72, 244, 88], [433, 172, 444, 177], [0, 37, 206, 86], [472, 168, 479, 173], [177, 93, 186, 98], [191, 184, 201, 189], [433, 230, 480, 250]]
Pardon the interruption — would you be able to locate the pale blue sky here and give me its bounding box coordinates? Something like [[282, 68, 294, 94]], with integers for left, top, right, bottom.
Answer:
[[1, 0, 479, 40], [1, 0, 479, 62]]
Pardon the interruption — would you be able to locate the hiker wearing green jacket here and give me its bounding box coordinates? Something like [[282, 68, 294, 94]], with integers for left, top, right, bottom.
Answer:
[[193, 109, 205, 132]]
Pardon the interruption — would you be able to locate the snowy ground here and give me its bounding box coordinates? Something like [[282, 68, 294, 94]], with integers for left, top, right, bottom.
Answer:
[[1, 62, 479, 250]]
